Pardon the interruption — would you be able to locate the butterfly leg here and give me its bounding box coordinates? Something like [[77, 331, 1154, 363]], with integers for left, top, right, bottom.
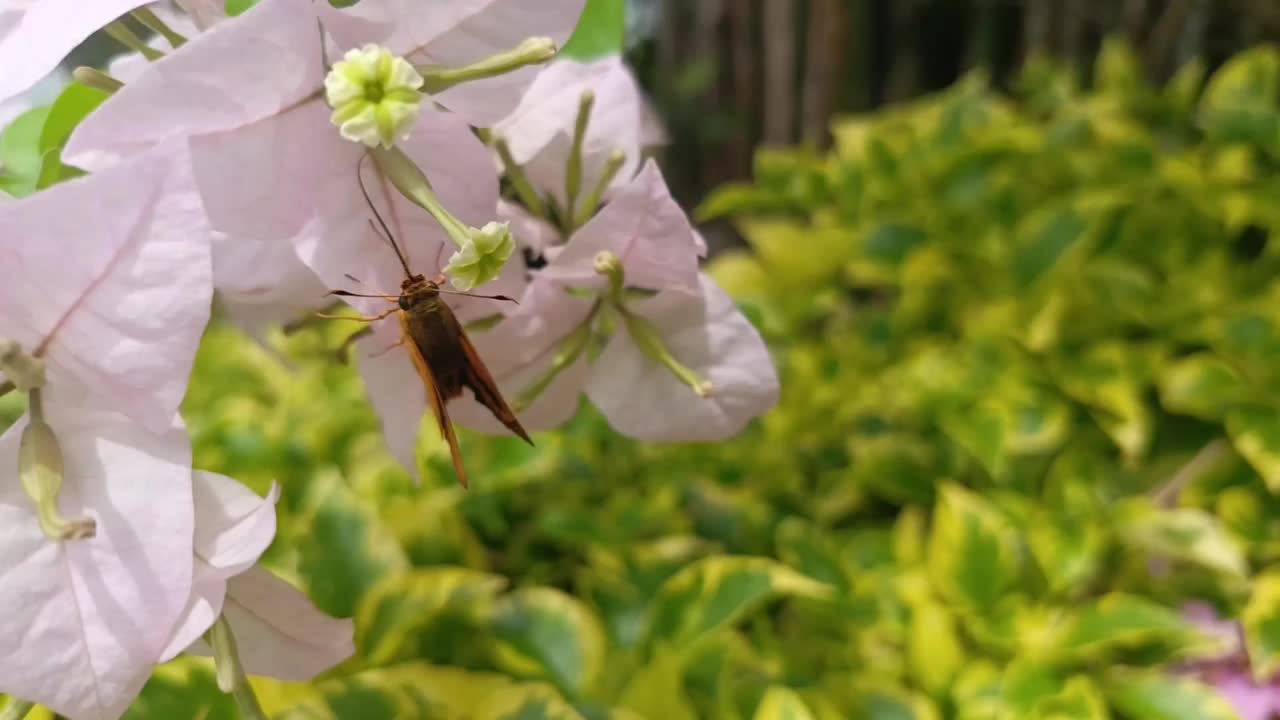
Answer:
[[314, 307, 398, 323], [334, 326, 373, 365], [368, 329, 410, 359]]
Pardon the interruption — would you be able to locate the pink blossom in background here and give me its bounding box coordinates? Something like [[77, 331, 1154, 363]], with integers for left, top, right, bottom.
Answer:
[[1184, 603, 1280, 720]]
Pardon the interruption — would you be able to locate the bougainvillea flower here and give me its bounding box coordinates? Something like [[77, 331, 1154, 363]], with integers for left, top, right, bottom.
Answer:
[[493, 54, 667, 205], [162, 471, 353, 680], [585, 273, 780, 441], [0, 140, 211, 432], [0, 407, 194, 720], [316, 0, 586, 127], [160, 470, 282, 662], [539, 159, 702, 293], [1183, 603, 1280, 720], [0, 0, 155, 104], [187, 566, 355, 681], [64, 0, 584, 245], [433, 162, 777, 446]]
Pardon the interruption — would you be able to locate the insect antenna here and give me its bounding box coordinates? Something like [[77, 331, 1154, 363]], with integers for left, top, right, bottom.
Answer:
[[356, 153, 415, 280], [437, 289, 519, 305]]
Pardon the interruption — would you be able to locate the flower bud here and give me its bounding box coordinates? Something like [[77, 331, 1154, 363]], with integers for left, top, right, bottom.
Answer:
[[325, 44, 424, 148], [593, 251, 625, 301], [19, 413, 96, 541], [445, 222, 515, 291]]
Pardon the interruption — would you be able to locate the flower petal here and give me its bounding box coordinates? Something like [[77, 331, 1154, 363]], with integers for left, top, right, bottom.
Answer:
[[499, 198, 560, 254], [0, 141, 212, 433], [587, 274, 779, 441], [159, 472, 279, 662], [0, 0, 153, 105], [63, 0, 323, 172], [214, 231, 333, 335], [541, 160, 700, 293], [0, 406, 194, 720], [356, 320, 427, 477], [297, 105, 503, 318], [191, 471, 280, 577], [498, 56, 663, 203], [450, 278, 593, 434], [189, 566, 354, 681]]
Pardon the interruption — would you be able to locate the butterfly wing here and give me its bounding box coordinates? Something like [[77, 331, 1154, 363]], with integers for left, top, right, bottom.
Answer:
[[399, 311, 470, 488], [453, 315, 533, 446]]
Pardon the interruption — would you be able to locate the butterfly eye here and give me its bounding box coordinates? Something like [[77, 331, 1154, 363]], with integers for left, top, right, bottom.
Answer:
[[398, 296, 411, 310]]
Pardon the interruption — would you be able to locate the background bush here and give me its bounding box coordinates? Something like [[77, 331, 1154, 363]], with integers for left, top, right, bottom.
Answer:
[[4, 37, 1271, 720]]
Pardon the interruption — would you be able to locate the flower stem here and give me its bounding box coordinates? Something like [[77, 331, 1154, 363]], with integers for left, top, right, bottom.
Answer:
[[515, 305, 599, 411], [0, 699, 35, 720], [209, 616, 268, 720], [103, 21, 164, 61], [563, 91, 595, 226], [130, 8, 187, 48], [493, 137, 546, 219], [572, 149, 626, 230]]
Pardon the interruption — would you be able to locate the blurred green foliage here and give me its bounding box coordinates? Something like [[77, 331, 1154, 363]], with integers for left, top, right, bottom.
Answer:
[[107, 39, 1280, 719]]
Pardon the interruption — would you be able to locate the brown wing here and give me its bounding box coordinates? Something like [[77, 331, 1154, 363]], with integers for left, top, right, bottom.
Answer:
[[399, 312, 469, 488], [450, 314, 533, 446]]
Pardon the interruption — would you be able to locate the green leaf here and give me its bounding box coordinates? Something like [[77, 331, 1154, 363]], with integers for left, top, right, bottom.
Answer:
[[1243, 569, 1280, 680], [850, 684, 941, 720], [1158, 354, 1249, 421], [1003, 661, 1066, 716], [646, 555, 831, 651], [618, 651, 698, 720], [295, 472, 410, 618], [35, 82, 110, 188], [225, 0, 260, 15], [355, 567, 506, 666], [1049, 593, 1226, 663], [1226, 405, 1280, 492], [1114, 499, 1249, 579], [312, 663, 585, 720], [1103, 670, 1242, 720], [906, 598, 965, 696], [491, 587, 607, 699], [125, 659, 239, 720], [753, 687, 817, 720], [1030, 676, 1109, 720], [926, 484, 1020, 612], [0, 106, 52, 197], [558, 0, 623, 60]]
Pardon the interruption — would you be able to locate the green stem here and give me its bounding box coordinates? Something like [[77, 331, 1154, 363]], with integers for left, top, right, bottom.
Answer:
[[493, 137, 547, 219], [209, 617, 268, 720], [571, 149, 626, 230], [130, 8, 187, 48], [368, 146, 471, 249], [104, 21, 164, 61], [563, 91, 595, 225], [515, 305, 599, 411], [0, 699, 35, 720]]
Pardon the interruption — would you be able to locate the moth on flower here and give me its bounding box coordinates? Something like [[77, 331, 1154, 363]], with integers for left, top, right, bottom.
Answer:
[[318, 163, 532, 487]]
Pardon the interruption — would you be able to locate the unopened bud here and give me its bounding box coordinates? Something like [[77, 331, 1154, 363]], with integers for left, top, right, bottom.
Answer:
[[593, 251, 625, 301], [19, 413, 95, 541], [419, 36, 557, 95], [444, 222, 515, 291]]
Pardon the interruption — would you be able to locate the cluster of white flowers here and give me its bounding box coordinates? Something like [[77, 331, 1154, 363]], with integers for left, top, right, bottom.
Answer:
[[0, 1, 780, 717]]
